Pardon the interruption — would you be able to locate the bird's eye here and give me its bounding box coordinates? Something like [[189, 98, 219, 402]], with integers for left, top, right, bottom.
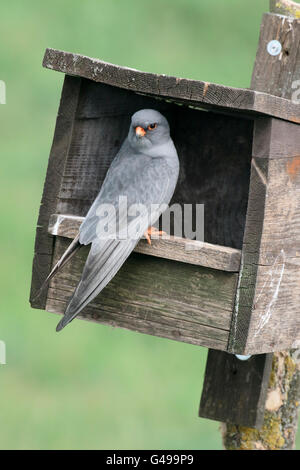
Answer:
[[147, 123, 157, 131]]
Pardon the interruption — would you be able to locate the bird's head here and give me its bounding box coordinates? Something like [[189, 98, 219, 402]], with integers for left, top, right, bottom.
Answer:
[[128, 109, 170, 151]]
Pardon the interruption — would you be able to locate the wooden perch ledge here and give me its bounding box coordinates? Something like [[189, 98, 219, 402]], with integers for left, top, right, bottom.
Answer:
[[48, 213, 241, 273]]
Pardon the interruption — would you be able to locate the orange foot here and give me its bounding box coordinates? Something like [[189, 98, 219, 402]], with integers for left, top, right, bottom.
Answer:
[[143, 226, 166, 245]]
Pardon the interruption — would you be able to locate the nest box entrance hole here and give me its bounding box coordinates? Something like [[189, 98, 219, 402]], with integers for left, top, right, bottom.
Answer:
[[56, 78, 253, 250]]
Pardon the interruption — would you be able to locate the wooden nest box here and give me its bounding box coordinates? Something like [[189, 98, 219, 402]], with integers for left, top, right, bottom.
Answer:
[[31, 47, 300, 356]]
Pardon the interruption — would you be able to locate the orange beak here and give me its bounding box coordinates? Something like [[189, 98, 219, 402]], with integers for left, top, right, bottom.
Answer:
[[135, 126, 146, 137]]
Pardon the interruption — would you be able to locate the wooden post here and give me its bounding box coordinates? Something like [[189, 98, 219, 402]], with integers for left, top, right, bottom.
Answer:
[[222, 351, 300, 450], [199, 352, 273, 429], [270, 0, 300, 18], [221, 0, 300, 450]]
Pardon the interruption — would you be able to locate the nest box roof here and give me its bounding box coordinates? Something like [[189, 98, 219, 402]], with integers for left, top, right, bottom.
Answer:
[[43, 48, 299, 124]]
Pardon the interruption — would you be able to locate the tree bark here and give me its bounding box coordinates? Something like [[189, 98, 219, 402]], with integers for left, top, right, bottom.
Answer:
[[270, 0, 300, 17], [221, 351, 300, 449]]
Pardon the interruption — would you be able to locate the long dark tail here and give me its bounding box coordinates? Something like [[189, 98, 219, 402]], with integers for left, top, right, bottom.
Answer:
[[32, 234, 82, 301], [55, 237, 136, 332]]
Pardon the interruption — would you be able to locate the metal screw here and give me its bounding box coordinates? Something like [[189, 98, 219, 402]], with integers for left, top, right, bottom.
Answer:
[[267, 40, 282, 56], [235, 354, 252, 361]]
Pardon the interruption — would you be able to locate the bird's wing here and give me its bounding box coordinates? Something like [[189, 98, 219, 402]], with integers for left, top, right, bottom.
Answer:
[[79, 139, 175, 244], [56, 151, 176, 331]]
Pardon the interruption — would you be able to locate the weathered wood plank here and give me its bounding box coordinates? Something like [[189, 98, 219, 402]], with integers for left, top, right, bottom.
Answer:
[[251, 13, 300, 101], [47, 296, 228, 349], [30, 75, 82, 308], [44, 237, 239, 350], [42, 48, 300, 124], [199, 144, 274, 426], [252, 117, 300, 158], [199, 351, 273, 428], [230, 118, 300, 354], [48, 213, 241, 272], [202, 6, 300, 434], [48, 214, 84, 239], [221, 2, 300, 449]]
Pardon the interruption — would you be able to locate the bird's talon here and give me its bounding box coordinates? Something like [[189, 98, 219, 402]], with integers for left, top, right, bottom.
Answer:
[[144, 226, 166, 244], [144, 230, 152, 245]]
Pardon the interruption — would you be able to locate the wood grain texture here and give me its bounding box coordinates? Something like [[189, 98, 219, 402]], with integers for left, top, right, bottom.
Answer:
[[252, 117, 300, 158], [199, 351, 273, 429], [45, 237, 239, 350], [221, 2, 300, 449], [230, 118, 300, 354], [30, 75, 82, 308], [201, 5, 300, 433], [42, 48, 300, 124], [251, 13, 300, 100], [31, 76, 251, 353], [199, 130, 274, 425], [48, 214, 241, 272]]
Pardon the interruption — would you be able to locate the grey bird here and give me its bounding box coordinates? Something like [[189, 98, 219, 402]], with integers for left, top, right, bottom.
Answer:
[[43, 109, 179, 332]]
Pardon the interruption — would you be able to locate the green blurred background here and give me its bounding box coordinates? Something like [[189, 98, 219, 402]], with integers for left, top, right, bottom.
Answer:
[[1, 0, 299, 450]]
